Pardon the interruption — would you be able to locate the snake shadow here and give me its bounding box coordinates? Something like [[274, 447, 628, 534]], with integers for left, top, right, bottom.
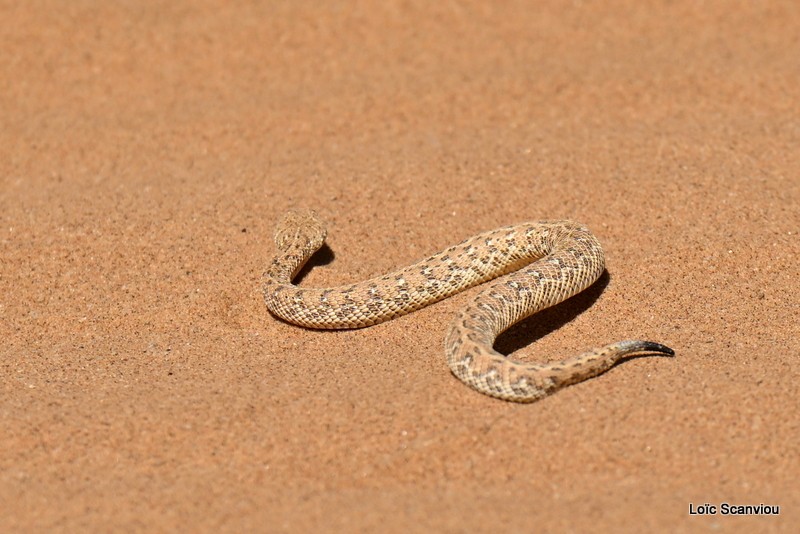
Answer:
[[494, 270, 611, 355], [293, 243, 336, 283]]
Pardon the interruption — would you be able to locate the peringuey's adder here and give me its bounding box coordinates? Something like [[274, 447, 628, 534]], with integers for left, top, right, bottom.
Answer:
[[264, 210, 673, 402]]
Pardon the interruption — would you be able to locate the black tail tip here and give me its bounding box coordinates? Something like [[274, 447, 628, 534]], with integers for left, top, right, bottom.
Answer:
[[640, 341, 675, 356], [617, 340, 675, 356]]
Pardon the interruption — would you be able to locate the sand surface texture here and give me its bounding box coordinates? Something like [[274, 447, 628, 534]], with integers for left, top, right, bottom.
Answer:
[[2, 1, 799, 532]]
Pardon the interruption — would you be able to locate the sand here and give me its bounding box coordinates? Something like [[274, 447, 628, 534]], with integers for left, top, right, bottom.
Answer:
[[2, 1, 799, 531]]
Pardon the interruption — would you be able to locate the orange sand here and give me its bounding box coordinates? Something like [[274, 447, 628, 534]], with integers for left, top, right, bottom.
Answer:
[[2, 1, 798, 531]]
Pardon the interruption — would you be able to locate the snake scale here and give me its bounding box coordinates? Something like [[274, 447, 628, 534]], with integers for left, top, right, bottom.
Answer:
[[264, 209, 673, 402]]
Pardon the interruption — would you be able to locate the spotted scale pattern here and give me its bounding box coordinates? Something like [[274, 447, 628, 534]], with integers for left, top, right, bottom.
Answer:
[[264, 210, 673, 402]]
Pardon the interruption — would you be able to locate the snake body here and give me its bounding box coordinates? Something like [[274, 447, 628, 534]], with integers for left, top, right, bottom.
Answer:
[[264, 210, 673, 402]]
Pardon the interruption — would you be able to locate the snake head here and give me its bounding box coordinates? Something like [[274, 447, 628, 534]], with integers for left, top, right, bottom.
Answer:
[[274, 209, 327, 252]]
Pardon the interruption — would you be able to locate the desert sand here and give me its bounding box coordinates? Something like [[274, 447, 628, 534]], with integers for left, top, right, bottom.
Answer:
[[2, 1, 799, 532]]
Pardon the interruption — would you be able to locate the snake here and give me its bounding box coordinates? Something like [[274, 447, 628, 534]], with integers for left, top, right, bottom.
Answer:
[[263, 209, 674, 402]]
